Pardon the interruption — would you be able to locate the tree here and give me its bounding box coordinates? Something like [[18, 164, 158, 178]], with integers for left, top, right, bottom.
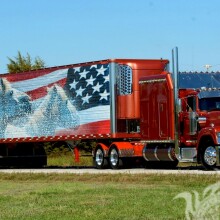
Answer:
[[7, 51, 46, 73]]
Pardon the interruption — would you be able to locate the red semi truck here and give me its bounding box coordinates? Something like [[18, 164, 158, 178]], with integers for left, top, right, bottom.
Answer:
[[0, 51, 219, 169]]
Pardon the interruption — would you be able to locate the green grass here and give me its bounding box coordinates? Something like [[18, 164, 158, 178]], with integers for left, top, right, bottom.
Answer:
[[0, 173, 219, 220], [47, 152, 199, 168], [47, 154, 93, 167], [47, 149, 93, 167]]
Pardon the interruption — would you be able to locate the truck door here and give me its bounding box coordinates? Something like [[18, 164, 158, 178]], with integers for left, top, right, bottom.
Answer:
[[158, 94, 169, 138]]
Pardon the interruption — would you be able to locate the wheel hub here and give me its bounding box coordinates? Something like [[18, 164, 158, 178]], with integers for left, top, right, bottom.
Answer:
[[96, 149, 104, 166], [204, 146, 216, 166], [110, 148, 118, 166]]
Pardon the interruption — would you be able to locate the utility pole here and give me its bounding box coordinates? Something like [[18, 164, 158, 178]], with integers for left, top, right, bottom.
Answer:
[[204, 64, 212, 72]]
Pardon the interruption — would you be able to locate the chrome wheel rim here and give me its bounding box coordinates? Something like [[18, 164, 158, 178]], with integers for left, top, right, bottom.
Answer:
[[95, 149, 104, 166], [204, 146, 216, 166], [110, 148, 118, 166]]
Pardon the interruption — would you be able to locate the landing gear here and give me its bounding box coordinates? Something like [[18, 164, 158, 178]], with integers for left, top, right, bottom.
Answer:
[[201, 145, 217, 170]]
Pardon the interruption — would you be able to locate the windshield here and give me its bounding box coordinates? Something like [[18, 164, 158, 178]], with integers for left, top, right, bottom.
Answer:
[[199, 97, 220, 111]]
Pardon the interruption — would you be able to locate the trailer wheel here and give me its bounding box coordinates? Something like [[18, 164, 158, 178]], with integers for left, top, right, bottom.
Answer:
[[94, 148, 108, 169], [201, 144, 217, 170], [109, 147, 123, 169]]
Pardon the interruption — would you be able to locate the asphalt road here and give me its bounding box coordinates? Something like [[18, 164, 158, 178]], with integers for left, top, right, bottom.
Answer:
[[0, 167, 219, 175]]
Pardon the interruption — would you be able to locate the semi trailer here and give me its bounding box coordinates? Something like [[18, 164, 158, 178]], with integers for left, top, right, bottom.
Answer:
[[0, 49, 219, 169]]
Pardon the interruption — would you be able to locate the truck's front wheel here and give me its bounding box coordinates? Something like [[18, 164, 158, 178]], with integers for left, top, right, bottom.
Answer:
[[201, 145, 217, 170]]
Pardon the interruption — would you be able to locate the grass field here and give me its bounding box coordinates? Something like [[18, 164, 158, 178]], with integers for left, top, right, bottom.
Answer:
[[47, 154, 93, 167], [46, 151, 200, 168], [0, 173, 219, 220]]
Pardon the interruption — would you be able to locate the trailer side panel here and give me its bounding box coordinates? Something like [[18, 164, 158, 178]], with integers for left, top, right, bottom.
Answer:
[[0, 62, 111, 141]]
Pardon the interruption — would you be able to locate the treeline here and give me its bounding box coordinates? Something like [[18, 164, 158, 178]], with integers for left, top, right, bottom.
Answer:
[[3, 51, 46, 73]]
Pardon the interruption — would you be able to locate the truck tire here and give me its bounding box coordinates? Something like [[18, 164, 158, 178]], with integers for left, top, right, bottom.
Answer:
[[201, 144, 217, 170], [94, 148, 108, 169], [109, 147, 123, 169]]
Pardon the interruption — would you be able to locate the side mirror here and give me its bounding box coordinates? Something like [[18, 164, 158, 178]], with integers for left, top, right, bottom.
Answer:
[[178, 98, 182, 112], [189, 112, 197, 135]]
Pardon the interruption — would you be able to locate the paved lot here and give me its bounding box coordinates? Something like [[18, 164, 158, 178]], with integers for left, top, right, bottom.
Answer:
[[0, 167, 219, 175]]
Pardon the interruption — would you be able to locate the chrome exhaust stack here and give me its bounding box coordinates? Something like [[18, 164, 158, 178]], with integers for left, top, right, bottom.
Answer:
[[172, 47, 181, 159]]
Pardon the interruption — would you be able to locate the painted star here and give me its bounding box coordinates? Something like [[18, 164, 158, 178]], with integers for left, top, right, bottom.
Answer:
[[86, 75, 96, 86], [69, 79, 77, 90], [92, 82, 102, 93], [82, 93, 92, 105], [75, 86, 85, 97], [74, 67, 81, 73], [96, 65, 107, 76], [104, 75, 109, 83], [90, 65, 97, 69], [100, 90, 109, 101], [79, 69, 89, 79]]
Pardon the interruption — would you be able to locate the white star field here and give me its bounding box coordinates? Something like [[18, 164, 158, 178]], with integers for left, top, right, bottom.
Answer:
[[69, 65, 110, 105]]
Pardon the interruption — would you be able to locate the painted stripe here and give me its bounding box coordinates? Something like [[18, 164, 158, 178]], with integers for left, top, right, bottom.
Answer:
[[11, 68, 68, 92], [3, 69, 52, 82], [26, 78, 67, 100], [56, 120, 111, 136], [77, 105, 110, 125]]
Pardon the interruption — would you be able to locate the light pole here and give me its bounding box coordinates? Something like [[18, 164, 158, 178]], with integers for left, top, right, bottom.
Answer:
[[204, 64, 212, 72]]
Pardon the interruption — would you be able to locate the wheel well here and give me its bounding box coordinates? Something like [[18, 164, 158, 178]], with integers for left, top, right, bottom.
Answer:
[[108, 142, 135, 158], [108, 144, 117, 156], [94, 143, 109, 157], [197, 136, 214, 163]]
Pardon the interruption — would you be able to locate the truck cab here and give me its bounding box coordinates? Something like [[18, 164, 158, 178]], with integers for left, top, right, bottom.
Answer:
[[179, 85, 220, 169], [140, 71, 220, 170]]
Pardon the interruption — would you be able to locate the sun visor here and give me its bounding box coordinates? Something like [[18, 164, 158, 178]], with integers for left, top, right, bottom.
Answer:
[[198, 90, 220, 99]]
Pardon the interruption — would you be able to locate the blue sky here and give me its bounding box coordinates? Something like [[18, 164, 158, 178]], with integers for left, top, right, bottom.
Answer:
[[0, 0, 220, 73]]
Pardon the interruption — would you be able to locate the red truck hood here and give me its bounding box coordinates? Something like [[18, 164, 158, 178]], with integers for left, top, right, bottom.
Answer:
[[205, 111, 220, 127]]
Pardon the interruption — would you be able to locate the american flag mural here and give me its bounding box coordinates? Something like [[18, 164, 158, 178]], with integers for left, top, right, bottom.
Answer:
[[0, 63, 111, 139]]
